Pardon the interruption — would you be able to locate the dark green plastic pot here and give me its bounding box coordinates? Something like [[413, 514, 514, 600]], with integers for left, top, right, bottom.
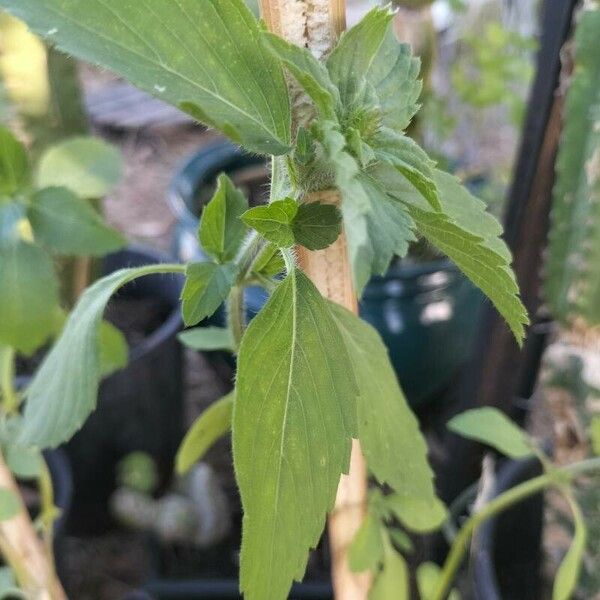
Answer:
[[168, 140, 483, 406]]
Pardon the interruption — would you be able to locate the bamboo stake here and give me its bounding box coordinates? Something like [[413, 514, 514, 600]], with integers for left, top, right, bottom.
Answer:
[[0, 453, 66, 600], [259, 2, 370, 598]]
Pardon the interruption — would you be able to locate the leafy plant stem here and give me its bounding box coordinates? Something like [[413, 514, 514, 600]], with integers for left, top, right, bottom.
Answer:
[[37, 458, 56, 572], [0, 347, 18, 415], [227, 285, 245, 351], [432, 456, 600, 600]]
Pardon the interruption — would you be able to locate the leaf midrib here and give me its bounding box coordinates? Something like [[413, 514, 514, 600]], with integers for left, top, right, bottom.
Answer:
[[36, 1, 284, 142]]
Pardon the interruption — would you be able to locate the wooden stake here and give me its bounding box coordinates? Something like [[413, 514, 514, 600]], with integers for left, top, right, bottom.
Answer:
[[259, 3, 370, 598], [0, 454, 66, 600]]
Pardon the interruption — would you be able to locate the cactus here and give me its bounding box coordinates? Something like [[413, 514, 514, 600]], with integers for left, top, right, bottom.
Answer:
[[545, 4, 600, 327]]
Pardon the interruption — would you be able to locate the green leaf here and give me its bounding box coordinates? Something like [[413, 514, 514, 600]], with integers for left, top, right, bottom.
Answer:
[[373, 129, 440, 211], [329, 304, 436, 502], [545, 7, 600, 325], [0, 0, 291, 155], [388, 528, 413, 554], [99, 320, 128, 378], [0, 488, 19, 521], [241, 198, 298, 248], [376, 166, 528, 343], [553, 493, 587, 600], [326, 7, 421, 134], [343, 174, 415, 293], [447, 407, 533, 459], [199, 174, 248, 263], [0, 416, 43, 479], [369, 538, 409, 600], [181, 262, 238, 326], [176, 391, 234, 475], [251, 242, 285, 277], [417, 562, 461, 600], [19, 264, 182, 448], [0, 127, 29, 197], [292, 202, 342, 250], [37, 137, 122, 198], [5, 445, 42, 480], [326, 8, 395, 107], [28, 187, 125, 256], [234, 269, 358, 600], [349, 512, 384, 573], [263, 32, 340, 119], [384, 493, 448, 533], [178, 326, 234, 352], [0, 238, 60, 354]]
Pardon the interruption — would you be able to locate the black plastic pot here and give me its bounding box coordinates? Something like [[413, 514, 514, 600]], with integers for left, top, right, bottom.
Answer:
[[168, 140, 483, 407], [471, 455, 545, 600], [64, 246, 184, 534]]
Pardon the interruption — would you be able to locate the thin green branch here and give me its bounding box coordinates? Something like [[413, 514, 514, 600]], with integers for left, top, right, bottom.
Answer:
[[432, 456, 600, 600]]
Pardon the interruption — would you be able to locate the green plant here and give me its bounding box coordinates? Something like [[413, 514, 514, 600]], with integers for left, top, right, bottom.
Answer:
[[349, 407, 600, 600], [0, 1, 529, 598], [452, 21, 537, 127], [541, 4, 600, 598], [0, 126, 125, 597]]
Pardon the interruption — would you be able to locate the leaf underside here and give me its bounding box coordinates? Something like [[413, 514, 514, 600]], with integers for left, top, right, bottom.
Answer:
[[0, 0, 291, 155]]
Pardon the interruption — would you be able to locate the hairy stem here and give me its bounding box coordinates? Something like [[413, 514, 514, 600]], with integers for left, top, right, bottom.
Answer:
[[432, 456, 600, 600], [227, 285, 245, 351]]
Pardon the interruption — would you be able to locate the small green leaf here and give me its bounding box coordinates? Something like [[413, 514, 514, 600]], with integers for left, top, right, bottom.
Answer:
[[37, 137, 122, 198], [241, 198, 298, 248], [28, 187, 125, 256], [373, 129, 441, 211], [292, 202, 342, 250], [0, 488, 19, 521], [384, 493, 448, 533], [349, 512, 384, 573], [388, 529, 413, 553], [0, 416, 43, 479], [263, 32, 339, 119], [1, 0, 292, 155], [176, 391, 234, 475], [5, 445, 42, 480], [369, 538, 409, 600], [553, 493, 587, 600], [234, 269, 358, 600], [447, 408, 533, 458], [376, 166, 528, 343], [181, 262, 238, 326], [326, 8, 395, 107], [0, 126, 29, 197], [20, 264, 183, 448], [0, 237, 60, 354], [178, 326, 234, 352], [199, 174, 248, 263], [343, 174, 415, 293], [417, 562, 461, 600], [99, 320, 128, 378], [330, 304, 436, 502], [251, 242, 285, 277]]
